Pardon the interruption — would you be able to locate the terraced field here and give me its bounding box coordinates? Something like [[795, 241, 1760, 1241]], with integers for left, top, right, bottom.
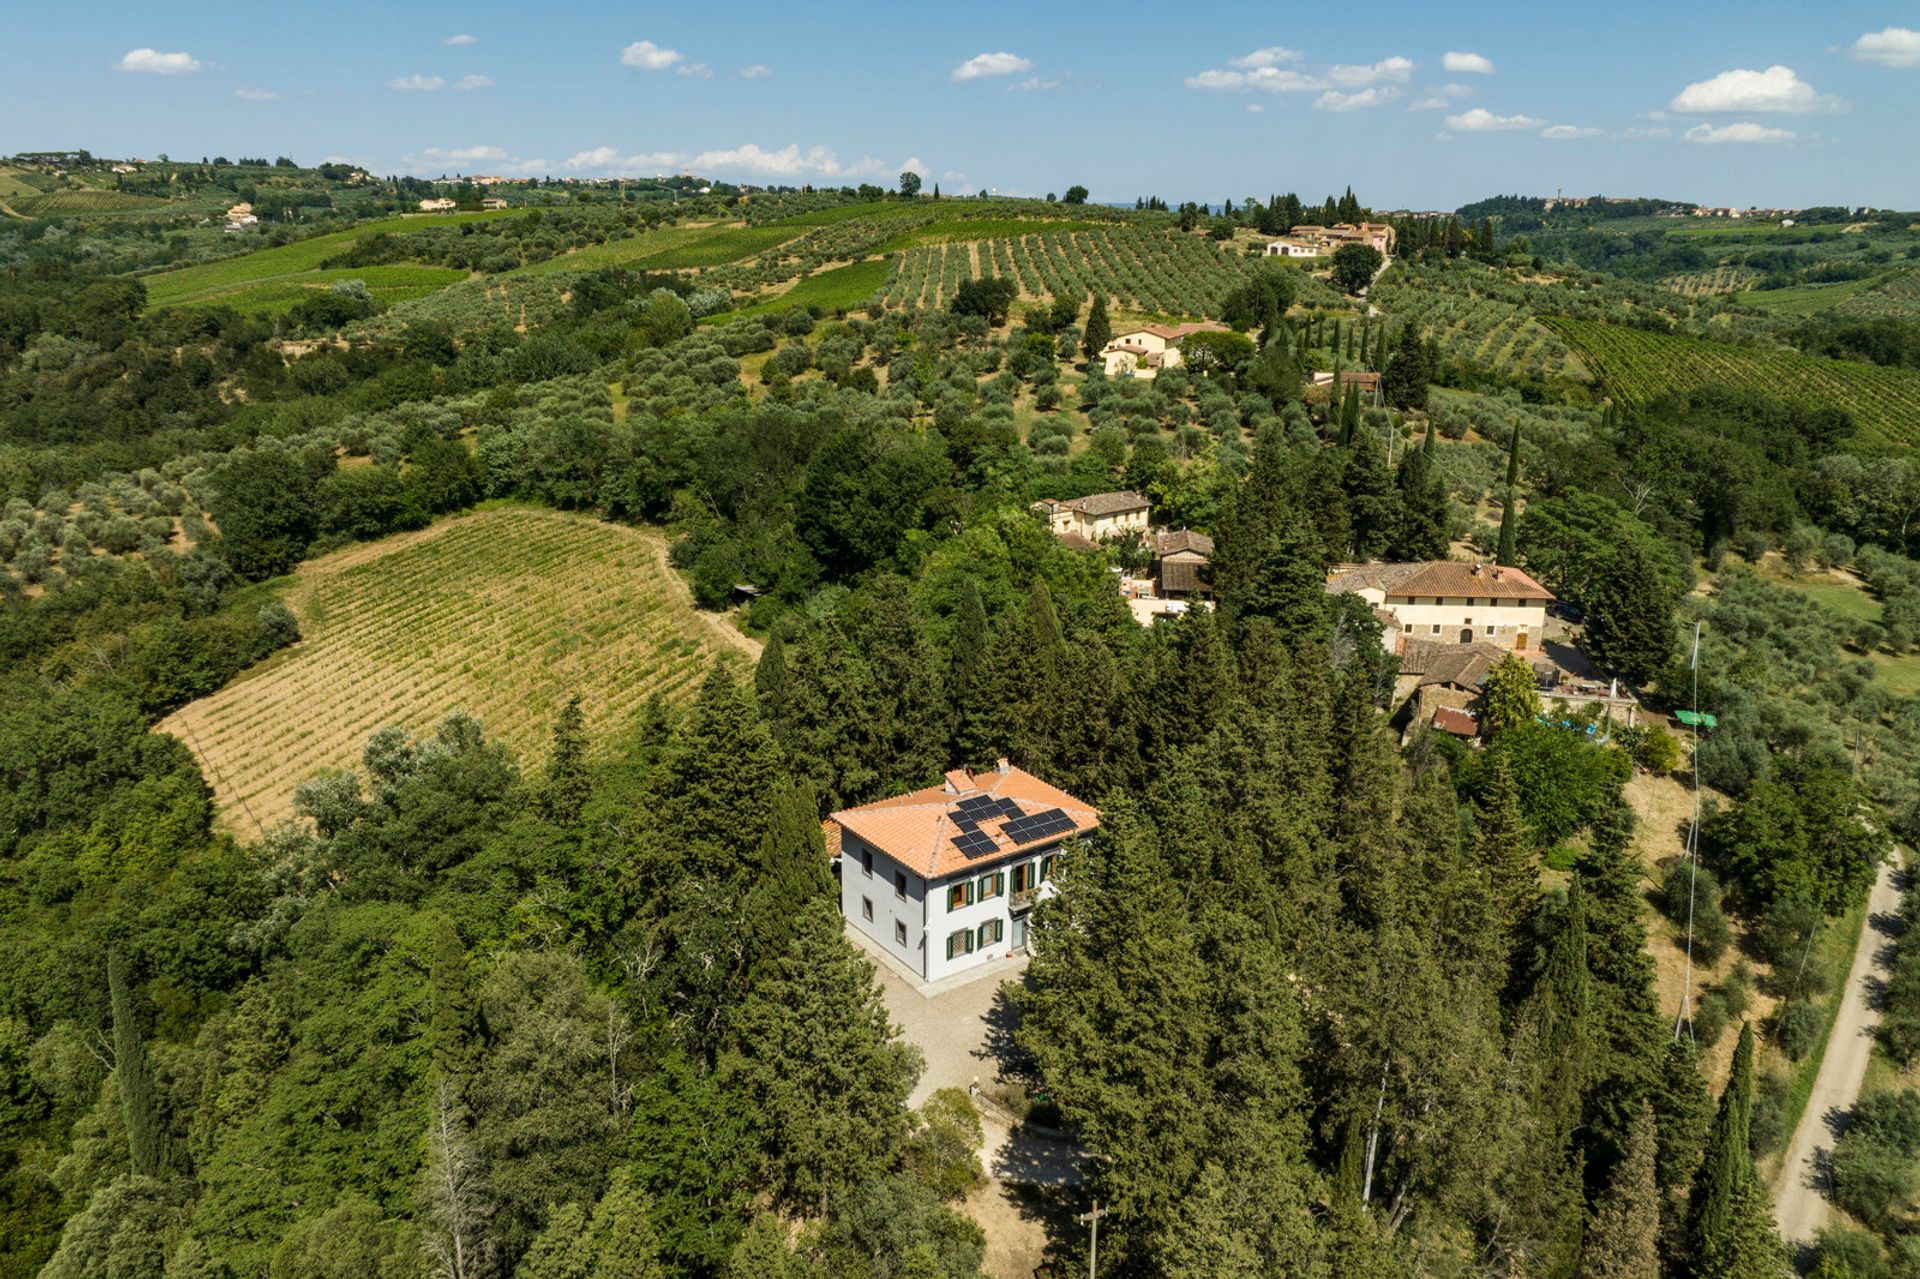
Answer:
[[730, 259, 890, 318], [1665, 266, 1759, 296], [1735, 278, 1884, 315], [1836, 268, 1920, 322], [158, 507, 745, 834], [167, 265, 469, 314], [11, 189, 170, 215], [1543, 316, 1920, 444]]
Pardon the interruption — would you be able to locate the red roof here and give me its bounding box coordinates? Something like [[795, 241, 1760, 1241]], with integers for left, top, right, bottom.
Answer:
[[1432, 707, 1480, 738], [829, 764, 1099, 879]]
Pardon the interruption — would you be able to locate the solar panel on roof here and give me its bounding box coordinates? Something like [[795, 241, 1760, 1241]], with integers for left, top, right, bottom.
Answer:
[[954, 830, 998, 858], [1005, 808, 1074, 844], [954, 794, 998, 815]]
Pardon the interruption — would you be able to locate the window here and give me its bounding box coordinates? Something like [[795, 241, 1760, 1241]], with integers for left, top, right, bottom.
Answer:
[[1012, 862, 1034, 893], [1431, 624, 1441, 635], [860, 847, 873, 876], [977, 918, 1004, 949], [977, 870, 1004, 901], [862, 896, 873, 922], [1402, 623, 1414, 634], [947, 881, 975, 912], [1039, 853, 1057, 882], [894, 870, 907, 899], [946, 928, 975, 961], [1486, 624, 1496, 636], [896, 920, 908, 945], [1464, 617, 1472, 627]]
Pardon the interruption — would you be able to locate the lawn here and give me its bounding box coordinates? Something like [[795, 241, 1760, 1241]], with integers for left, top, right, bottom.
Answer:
[[157, 506, 743, 835], [1871, 652, 1920, 695], [1769, 574, 1884, 623], [140, 209, 522, 308]]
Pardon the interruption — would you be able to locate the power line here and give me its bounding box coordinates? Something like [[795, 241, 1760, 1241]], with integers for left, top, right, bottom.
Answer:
[[1674, 621, 1703, 1044]]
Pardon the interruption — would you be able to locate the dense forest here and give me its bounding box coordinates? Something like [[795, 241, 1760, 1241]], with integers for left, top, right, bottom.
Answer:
[[1, 159, 1918, 1279]]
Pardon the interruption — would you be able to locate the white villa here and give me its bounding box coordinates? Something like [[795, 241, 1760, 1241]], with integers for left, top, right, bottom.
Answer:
[[1327, 560, 1555, 655], [1099, 321, 1230, 378], [417, 197, 458, 213], [1264, 239, 1321, 258], [829, 763, 1099, 983]]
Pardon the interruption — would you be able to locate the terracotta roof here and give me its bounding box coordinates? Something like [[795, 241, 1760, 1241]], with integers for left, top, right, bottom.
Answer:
[[1114, 322, 1231, 343], [1432, 707, 1480, 738], [1328, 560, 1554, 603], [1397, 639, 1509, 691], [1393, 561, 1554, 602], [1057, 490, 1149, 517], [1158, 557, 1211, 596], [1154, 529, 1214, 557], [829, 765, 1100, 879]]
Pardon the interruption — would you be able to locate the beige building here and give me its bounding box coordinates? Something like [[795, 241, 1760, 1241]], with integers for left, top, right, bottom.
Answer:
[[1034, 491, 1151, 542], [1100, 321, 1230, 378], [1288, 221, 1397, 255], [417, 197, 458, 213], [1328, 560, 1554, 654], [1264, 239, 1321, 258]]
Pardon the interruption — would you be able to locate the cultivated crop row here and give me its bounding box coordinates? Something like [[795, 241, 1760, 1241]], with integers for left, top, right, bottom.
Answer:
[[1544, 316, 1920, 445], [157, 509, 728, 832]]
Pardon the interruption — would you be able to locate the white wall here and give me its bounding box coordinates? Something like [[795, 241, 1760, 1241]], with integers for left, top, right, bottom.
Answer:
[[1386, 595, 1546, 648], [924, 851, 1059, 983], [840, 832, 929, 978]]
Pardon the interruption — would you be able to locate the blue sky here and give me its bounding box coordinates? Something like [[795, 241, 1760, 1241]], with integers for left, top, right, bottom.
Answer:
[[8, 1, 1920, 208]]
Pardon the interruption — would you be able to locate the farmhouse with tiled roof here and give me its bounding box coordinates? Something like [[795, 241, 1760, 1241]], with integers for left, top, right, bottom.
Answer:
[[1328, 560, 1554, 654], [829, 761, 1098, 983]]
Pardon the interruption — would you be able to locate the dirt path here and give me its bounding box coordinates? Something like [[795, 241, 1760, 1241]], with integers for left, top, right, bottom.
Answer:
[[642, 530, 760, 660], [1773, 855, 1904, 1246]]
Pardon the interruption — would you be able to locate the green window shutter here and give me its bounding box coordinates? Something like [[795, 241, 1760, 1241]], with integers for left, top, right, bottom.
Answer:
[[965, 881, 975, 906], [995, 871, 1006, 896], [965, 929, 975, 954]]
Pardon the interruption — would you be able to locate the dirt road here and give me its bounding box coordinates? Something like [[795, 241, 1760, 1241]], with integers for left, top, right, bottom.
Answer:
[[1773, 856, 1904, 1246]]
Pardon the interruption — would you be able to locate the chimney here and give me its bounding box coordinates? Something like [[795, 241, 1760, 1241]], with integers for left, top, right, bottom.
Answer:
[[996, 758, 1011, 776], [943, 768, 974, 795], [1470, 563, 1483, 577]]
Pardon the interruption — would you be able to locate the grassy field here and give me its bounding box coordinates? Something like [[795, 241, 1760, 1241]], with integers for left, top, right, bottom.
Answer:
[[1775, 576, 1884, 623], [165, 265, 469, 314], [1542, 316, 1920, 445], [1734, 277, 1883, 315], [728, 259, 890, 319], [764, 201, 926, 228], [140, 209, 521, 309], [157, 506, 745, 834], [511, 222, 730, 276], [628, 224, 801, 270]]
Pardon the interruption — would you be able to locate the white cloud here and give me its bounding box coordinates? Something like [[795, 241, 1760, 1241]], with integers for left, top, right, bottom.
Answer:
[[1230, 46, 1303, 69], [1011, 76, 1061, 92], [1445, 107, 1542, 131], [676, 62, 714, 79], [453, 75, 493, 91], [117, 48, 203, 75], [1246, 103, 1264, 114], [443, 34, 477, 46], [1187, 54, 1410, 94], [1542, 124, 1604, 139], [1683, 121, 1796, 144], [419, 145, 508, 163], [1671, 65, 1835, 113], [234, 88, 282, 101], [1849, 27, 1920, 67], [387, 75, 445, 92], [739, 64, 771, 79], [1410, 83, 1473, 109], [951, 51, 1032, 82], [1620, 126, 1672, 139], [563, 141, 905, 181], [1316, 87, 1399, 112], [1325, 56, 1414, 87], [620, 40, 682, 71], [1442, 51, 1495, 75]]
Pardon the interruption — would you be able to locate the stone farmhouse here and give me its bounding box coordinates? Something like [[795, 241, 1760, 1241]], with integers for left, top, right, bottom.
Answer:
[[1264, 239, 1322, 258], [1033, 491, 1151, 543], [828, 763, 1099, 983], [1328, 560, 1555, 655], [1288, 222, 1397, 255]]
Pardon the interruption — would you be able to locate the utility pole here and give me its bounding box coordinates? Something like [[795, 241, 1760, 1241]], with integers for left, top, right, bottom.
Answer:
[[1078, 1201, 1107, 1279]]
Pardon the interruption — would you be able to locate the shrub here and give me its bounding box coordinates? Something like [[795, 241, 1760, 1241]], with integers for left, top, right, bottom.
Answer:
[[1692, 992, 1729, 1047], [1811, 1225, 1887, 1279], [1657, 861, 1730, 965], [1778, 999, 1824, 1062], [1749, 1069, 1794, 1157]]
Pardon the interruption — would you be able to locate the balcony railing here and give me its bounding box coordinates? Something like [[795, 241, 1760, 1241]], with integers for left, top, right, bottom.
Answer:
[[1011, 886, 1039, 914]]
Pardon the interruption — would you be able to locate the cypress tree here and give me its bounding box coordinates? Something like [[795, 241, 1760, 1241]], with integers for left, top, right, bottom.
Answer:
[[1585, 540, 1679, 686], [948, 579, 992, 766], [1579, 1101, 1661, 1279], [428, 919, 480, 1086], [1685, 1023, 1785, 1279], [539, 692, 592, 826], [1650, 1034, 1714, 1205], [1524, 882, 1594, 1144], [1081, 294, 1111, 361], [1474, 754, 1536, 947], [1381, 324, 1432, 411], [1497, 425, 1522, 566], [753, 633, 792, 742], [1389, 418, 1450, 561], [109, 951, 166, 1178]]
